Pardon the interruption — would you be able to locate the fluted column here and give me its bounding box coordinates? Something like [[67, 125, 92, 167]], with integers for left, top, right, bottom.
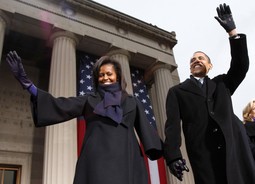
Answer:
[[149, 85, 163, 138], [147, 64, 194, 184], [150, 65, 174, 184], [0, 10, 9, 64], [107, 49, 133, 94], [146, 64, 174, 139], [43, 31, 78, 184]]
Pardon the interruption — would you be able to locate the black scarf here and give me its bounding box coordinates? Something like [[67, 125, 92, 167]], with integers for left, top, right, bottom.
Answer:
[[94, 83, 123, 124]]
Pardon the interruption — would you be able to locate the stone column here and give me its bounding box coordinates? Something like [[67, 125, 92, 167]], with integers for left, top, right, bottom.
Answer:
[[149, 84, 163, 138], [146, 63, 194, 184], [43, 31, 78, 184], [146, 63, 174, 139], [107, 49, 133, 94], [0, 10, 9, 64]]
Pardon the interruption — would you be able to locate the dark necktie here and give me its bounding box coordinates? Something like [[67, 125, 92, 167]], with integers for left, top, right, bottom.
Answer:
[[197, 79, 203, 88]]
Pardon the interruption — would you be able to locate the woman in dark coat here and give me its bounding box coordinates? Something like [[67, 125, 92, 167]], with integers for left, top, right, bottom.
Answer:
[[243, 99, 255, 159], [6, 52, 163, 184]]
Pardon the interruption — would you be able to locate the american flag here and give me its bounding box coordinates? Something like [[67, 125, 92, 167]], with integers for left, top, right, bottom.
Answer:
[[77, 54, 167, 184]]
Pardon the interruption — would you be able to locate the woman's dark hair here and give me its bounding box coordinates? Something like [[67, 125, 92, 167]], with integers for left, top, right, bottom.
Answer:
[[92, 56, 127, 91]]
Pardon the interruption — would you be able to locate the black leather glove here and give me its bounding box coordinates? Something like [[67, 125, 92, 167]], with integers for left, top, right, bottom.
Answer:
[[169, 158, 189, 181], [214, 3, 236, 32], [6, 51, 33, 89]]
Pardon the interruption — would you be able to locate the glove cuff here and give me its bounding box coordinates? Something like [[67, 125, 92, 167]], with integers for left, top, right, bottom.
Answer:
[[27, 84, 37, 96]]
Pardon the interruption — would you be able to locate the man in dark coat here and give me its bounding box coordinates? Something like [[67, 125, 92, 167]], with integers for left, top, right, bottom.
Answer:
[[163, 3, 255, 184]]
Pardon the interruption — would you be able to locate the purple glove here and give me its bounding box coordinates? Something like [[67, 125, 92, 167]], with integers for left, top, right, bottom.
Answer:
[[6, 51, 33, 89], [214, 3, 236, 33], [169, 158, 189, 181]]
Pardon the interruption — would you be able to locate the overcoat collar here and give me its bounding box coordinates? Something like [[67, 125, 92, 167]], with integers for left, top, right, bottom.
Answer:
[[180, 76, 216, 98]]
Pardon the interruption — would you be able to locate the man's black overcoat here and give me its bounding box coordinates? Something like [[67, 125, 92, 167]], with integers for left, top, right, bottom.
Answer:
[[164, 34, 255, 184], [31, 90, 163, 184]]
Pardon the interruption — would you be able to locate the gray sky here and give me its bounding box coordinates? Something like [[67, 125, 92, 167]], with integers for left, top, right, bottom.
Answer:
[[94, 0, 255, 120]]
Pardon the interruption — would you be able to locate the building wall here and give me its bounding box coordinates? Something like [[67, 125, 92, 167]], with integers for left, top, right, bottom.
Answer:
[[0, 60, 44, 184]]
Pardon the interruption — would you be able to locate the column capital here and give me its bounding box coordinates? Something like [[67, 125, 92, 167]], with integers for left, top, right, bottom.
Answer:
[[50, 30, 79, 46], [107, 49, 131, 60], [144, 61, 176, 84]]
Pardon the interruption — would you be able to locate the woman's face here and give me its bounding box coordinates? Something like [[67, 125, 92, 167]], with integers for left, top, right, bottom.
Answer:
[[98, 64, 118, 85]]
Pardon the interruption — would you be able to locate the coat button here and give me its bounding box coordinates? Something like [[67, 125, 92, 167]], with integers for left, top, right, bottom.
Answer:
[[217, 145, 222, 149], [213, 128, 218, 133], [210, 111, 214, 115]]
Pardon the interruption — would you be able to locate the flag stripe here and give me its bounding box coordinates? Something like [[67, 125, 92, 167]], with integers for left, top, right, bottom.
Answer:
[[77, 118, 86, 156], [157, 158, 167, 184], [148, 160, 160, 183], [141, 143, 152, 184]]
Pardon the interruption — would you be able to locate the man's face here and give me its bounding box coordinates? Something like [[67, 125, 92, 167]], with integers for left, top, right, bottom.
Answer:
[[190, 52, 212, 77]]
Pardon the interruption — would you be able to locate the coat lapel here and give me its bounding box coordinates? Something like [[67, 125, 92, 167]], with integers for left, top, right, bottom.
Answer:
[[180, 77, 216, 98], [206, 78, 216, 98], [180, 79, 205, 97], [121, 96, 136, 115], [87, 93, 102, 108]]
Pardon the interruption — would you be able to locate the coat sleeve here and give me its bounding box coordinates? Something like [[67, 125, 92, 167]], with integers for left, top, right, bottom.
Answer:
[[163, 87, 183, 165], [31, 89, 88, 127], [219, 34, 249, 95], [134, 98, 163, 160]]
